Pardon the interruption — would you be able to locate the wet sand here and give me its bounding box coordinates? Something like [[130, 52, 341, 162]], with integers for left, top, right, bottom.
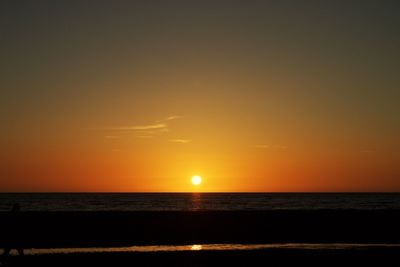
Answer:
[[5, 247, 400, 267], [1, 210, 400, 266]]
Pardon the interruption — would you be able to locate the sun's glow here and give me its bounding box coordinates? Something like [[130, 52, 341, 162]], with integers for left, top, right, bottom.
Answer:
[[191, 245, 202, 250], [191, 175, 202, 186]]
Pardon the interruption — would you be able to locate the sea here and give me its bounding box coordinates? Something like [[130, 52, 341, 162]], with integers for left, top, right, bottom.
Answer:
[[1, 193, 400, 211]]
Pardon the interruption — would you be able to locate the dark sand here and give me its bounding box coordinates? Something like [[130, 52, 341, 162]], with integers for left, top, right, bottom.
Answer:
[[1, 210, 400, 266], [1, 210, 400, 247], [5, 248, 400, 267]]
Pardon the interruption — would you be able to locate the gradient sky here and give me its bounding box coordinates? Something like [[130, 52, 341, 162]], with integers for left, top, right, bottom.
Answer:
[[1, 0, 399, 192]]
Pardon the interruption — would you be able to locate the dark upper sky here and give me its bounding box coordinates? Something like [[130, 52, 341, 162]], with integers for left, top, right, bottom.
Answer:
[[1, 0, 399, 191]]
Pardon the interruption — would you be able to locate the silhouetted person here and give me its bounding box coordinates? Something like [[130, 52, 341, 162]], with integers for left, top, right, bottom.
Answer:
[[2, 204, 24, 260]]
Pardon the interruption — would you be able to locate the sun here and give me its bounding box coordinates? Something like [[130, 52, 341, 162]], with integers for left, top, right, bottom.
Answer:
[[191, 175, 202, 186]]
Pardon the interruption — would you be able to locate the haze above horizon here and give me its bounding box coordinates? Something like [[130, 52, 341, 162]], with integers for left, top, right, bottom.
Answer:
[[1, 0, 399, 192]]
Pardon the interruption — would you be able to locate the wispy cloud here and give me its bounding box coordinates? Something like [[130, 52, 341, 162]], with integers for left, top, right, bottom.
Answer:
[[169, 139, 192, 144], [103, 115, 182, 139], [113, 123, 167, 131], [253, 144, 287, 150], [162, 115, 183, 122]]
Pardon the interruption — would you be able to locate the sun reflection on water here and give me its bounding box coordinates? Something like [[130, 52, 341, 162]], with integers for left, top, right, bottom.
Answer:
[[190, 193, 202, 211], [191, 245, 202, 251]]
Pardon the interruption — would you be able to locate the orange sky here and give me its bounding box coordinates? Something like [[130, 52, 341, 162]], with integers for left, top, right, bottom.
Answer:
[[1, 1, 399, 192]]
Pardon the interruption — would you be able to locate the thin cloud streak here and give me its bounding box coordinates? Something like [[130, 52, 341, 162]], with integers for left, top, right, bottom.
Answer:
[[113, 123, 167, 131], [169, 139, 192, 144], [107, 115, 182, 132], [253, 144, 287, 150], [103, 115, 183, 139], [162, 115, 183, 121]]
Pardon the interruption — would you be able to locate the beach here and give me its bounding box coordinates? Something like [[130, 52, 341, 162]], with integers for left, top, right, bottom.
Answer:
[[1, 210, 400, 247], [1, 210, 400, 266], [4, 246, 400, 266]]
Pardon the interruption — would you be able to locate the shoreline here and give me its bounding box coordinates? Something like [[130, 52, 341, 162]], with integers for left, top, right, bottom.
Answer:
[[6, 243, 400, 255]]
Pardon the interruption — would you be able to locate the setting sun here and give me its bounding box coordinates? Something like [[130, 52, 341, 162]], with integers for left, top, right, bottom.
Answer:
[[191, 175, 202, 186], [1, 1, 399, 194]]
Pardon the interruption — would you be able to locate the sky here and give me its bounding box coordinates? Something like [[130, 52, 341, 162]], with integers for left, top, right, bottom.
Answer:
[[1, 0, 399, 192]]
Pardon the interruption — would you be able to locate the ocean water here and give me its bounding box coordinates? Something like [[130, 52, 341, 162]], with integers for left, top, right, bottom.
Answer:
[[1, 193, 400, 211]]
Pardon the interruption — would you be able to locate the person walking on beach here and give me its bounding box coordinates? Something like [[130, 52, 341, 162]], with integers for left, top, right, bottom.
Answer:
[[2, 204, 24, 259]]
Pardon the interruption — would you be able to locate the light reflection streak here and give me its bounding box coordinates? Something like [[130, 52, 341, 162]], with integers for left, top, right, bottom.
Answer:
[[7, 243, 399, 255]]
